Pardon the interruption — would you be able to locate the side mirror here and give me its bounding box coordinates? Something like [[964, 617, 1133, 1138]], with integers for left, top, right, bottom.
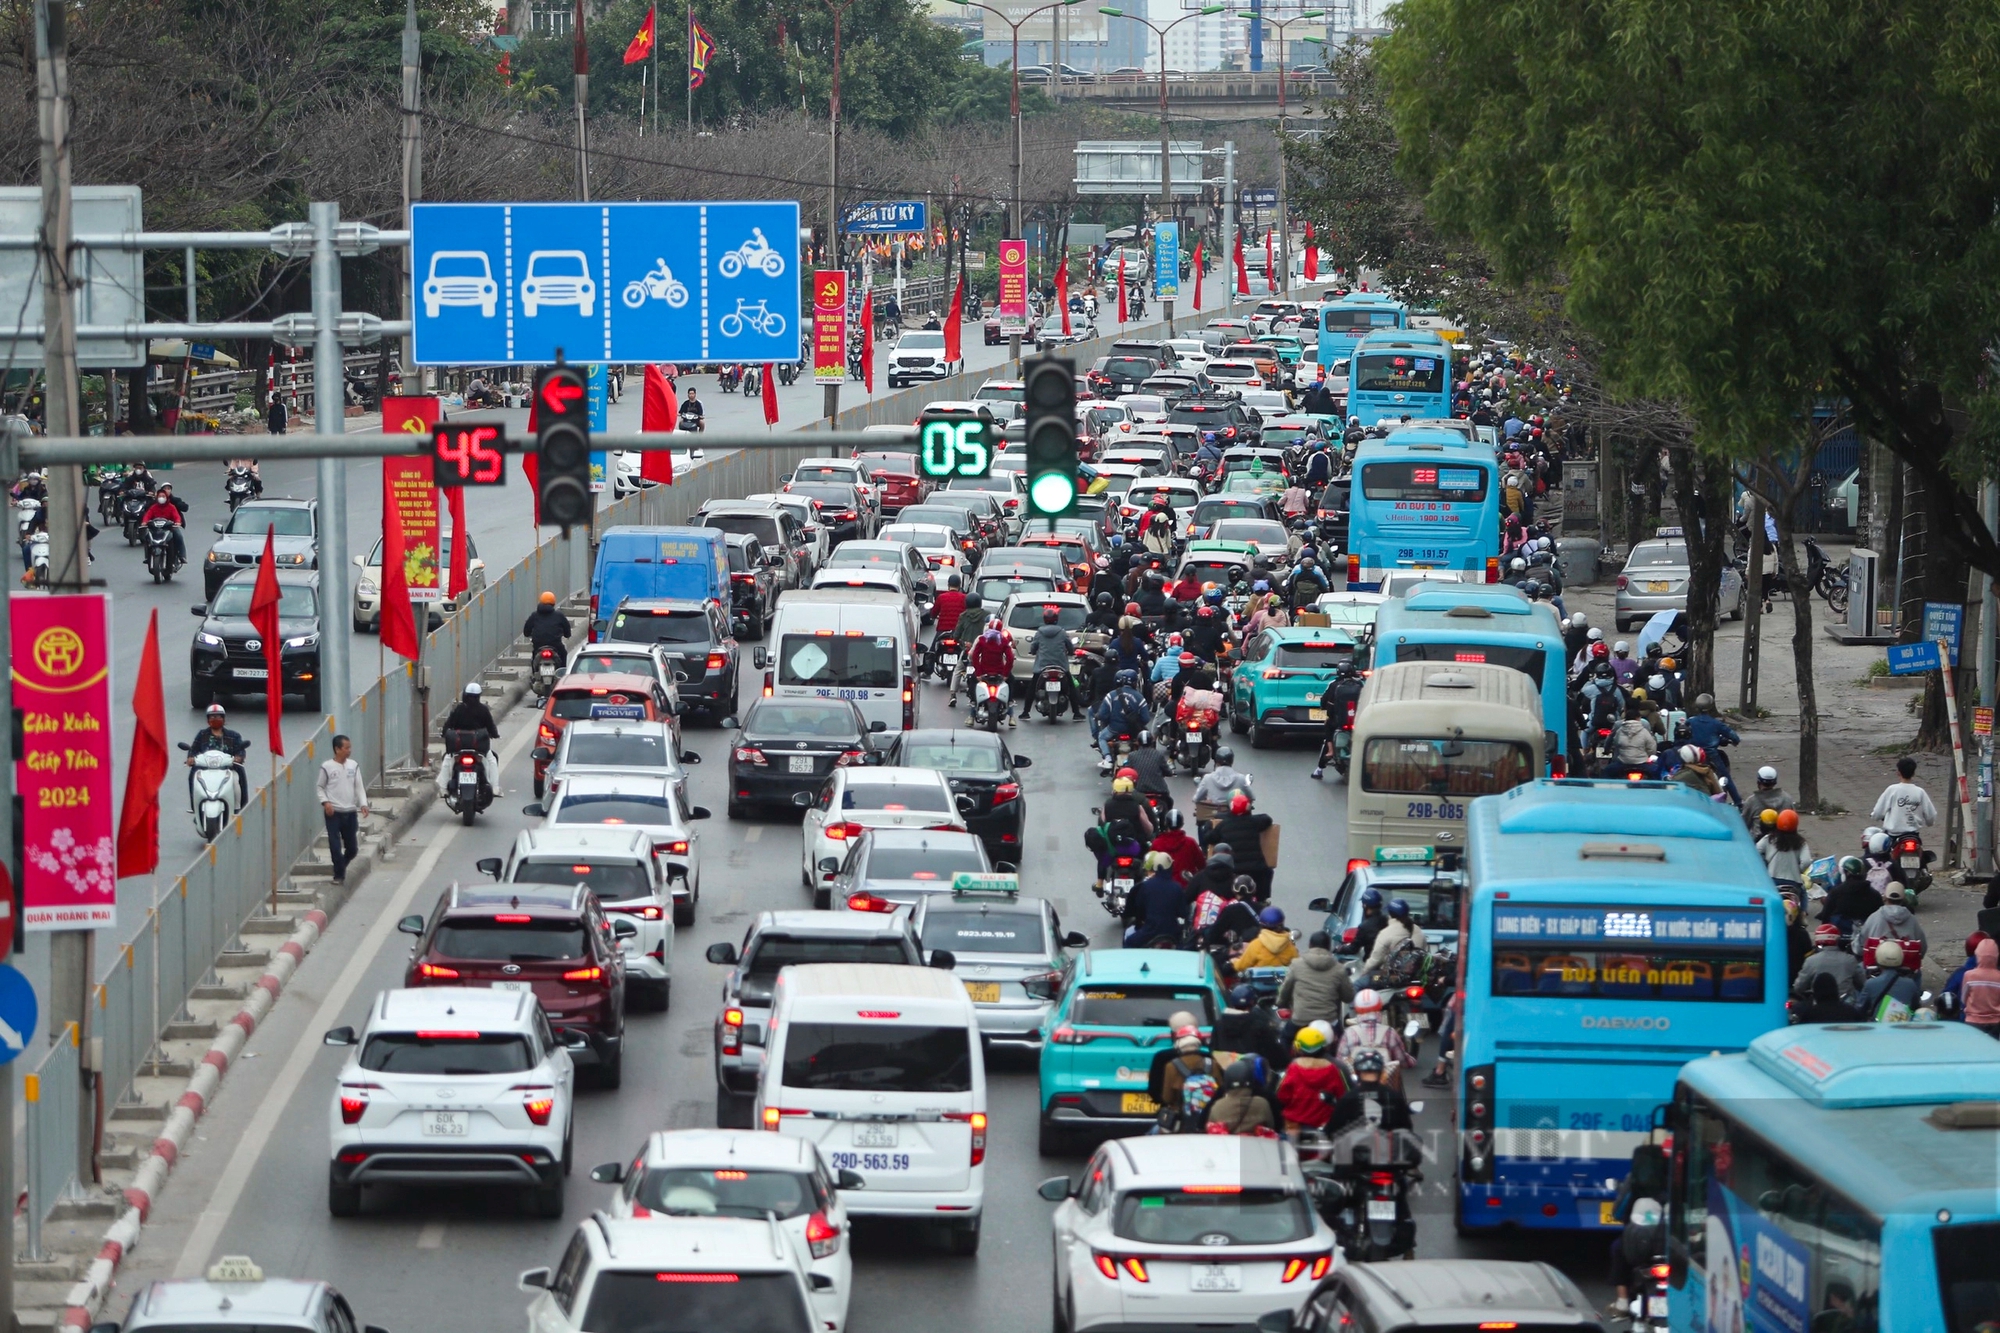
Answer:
[[475, 857, 503, 880], [323, 1026, 357, 1046], [929, 949, 956, 970], [190, 605, 207, 617], [521, 802, 546, 818], [211, 522, 225, 533], [1013, 755, 1033, 768], [530, 746, 553, 765], [1037, 1175, 1076, 1202], [837, 1168, 865, 1190], [793, 791, 815, 809], [1307, 897, 1331, 914], [590, 1162, 626, 1184], [396, 914, 424, 936], [817, 856, 840, 874], [705, 941, 739, 965], [351, 554, 365, 567], [177, 741, 192, 752], [689, 806, 711, 820], [611, 918, 639, 939], [518, 1268, 552, 1292], [1063, 931, 1089, 948], [719, 717, 738, 730], [869, 720, 887, 733], [561, 1030, 589, 1050], [754, 648, 771, 670], [681, 751, 701, 765]]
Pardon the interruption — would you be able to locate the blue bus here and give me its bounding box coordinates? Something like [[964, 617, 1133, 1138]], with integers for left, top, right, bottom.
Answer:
[[1348, 329, 1454, 426], [1668, 1024, 2000, 1333], [1315, 292, 1406, 369], [1342, 429, 1500, 592], [1372, 582, 1571, 767], [1456, 780, 1789, 1233]]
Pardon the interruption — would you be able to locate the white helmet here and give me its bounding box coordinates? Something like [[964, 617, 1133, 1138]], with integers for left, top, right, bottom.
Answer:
[[1679, 744, 1700, 765], [1648, 674, 1667, 691], [1614, 640, 1630, 655], [1866, 832, 1891, 857], [463, 681, 483, 696], [1569, 613, 1587, 629], [1756, 766, 1779, 784], [1353, 988, 1383, 1014], [1587, 627, 1604, 642]]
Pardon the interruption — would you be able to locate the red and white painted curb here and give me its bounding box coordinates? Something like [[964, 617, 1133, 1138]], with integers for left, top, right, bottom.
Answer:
[[59, 909, 328, 1328]]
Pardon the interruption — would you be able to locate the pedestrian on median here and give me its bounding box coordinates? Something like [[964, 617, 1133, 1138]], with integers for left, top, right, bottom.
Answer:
[[317, 734, 370, 886]]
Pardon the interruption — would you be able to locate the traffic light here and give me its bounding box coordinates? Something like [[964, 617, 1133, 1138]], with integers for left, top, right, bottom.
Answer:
[[1022, 353, 1077, 519], [534, 362, 591, 528]]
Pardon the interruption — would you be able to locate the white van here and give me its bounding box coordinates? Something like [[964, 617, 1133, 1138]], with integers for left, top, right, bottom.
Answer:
[[758, 589, 918, 732], [757, 963, 987, 1253]]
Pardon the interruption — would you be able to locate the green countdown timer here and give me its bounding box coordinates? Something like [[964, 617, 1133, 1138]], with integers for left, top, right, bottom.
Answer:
[[918, 417, 994, 479]]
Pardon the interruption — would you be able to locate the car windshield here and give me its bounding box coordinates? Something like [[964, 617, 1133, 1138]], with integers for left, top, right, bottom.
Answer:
[[922, 909, 1042, 954], [976, 384, 1025, 403], [1112, 1189, 1314, 1246], [554, 793, 674, 826], [1068, 985, 1216, 1027], [793, 465, 857, 484], [512, 859, 653, 898], [1212, 520, 1288, 547], [567, 652, 658, 680], [900, 332, 946, 349], [744, 702, 859, 739], [823, 548, 899, 569], [1272, 641, 1354, 670], [432, 919, 587, 962], [209, 583, 316, 617], [365, 535, 461, 566], [1360, 738, 1537, 796], [1007, 602, 1088, 631], [779, 1022, 974, 1092], [776, 635, 900, 689], [747, 936, 911, 975], [948, 476, 1014, 493], [580, 1272, 812, 1333], [840, 782, 949, 812], [789, 483, 858, 507], [607, 610, 712, 646], [864, 845, 986, 879], [359, 1032, 533, 1074], [977, 575, 1056, 601], [227, 506, 313, 537], [1105, 358, 1156, 377], [1122, 396, 1167, 416], [898, 742, 1004, 774], [549, 690, 651, 722], [565, 731, 673, 768], [1193, 501, 1263, 525], [896, 508, 967, 532], [881, 527, 949, 550], [1168, 406, 1237, 426], [634, 1167, 818, 1220]]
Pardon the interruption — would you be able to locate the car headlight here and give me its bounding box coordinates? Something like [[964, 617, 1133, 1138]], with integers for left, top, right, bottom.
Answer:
[[206, 550, 224, 563], [196, 632, 223, 647], [284, 634, 318, 649], [357, 578, 378, 596], [280, 553, 307, 566]]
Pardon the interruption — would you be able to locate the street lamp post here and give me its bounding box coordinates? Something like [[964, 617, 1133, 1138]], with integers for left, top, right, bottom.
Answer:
[[948, 0, 1082, 365], [1099, 4, 1225, 334], [823, 0, 859, 421], [1263, 11, 1323, 299]]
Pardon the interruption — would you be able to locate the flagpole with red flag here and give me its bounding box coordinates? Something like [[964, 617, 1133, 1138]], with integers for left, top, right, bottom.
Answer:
[[1303, 224, 1317, 281], [859, 289, 875, 393], [1116, 252, 1127, 324], [762, 363, 780, 428], [1192, 241, 1203, 309], [943, 274, 965, 366], [1055, 257, 1070, 336], [445, 485, 470, 602], [623, 5, 656, 64], [1233, 233, 1250, 299], [115, 609, 167, 880], [249, 528, 286, 753], [1265, 229, 1274, 287], [380, 486, 421, 661], [641, 364, 678, 484]]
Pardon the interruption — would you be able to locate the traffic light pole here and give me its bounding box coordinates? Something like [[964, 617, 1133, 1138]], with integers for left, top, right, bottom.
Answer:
[[3, 429, 918, 469]]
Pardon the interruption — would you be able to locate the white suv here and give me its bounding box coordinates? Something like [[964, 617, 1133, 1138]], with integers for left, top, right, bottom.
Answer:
[[477, 825, 676, 1010], [522, 1214, 827, 1333], [323, 987, 577, 1218], [590, 1130, 859, 1331], [887, 330, 962, 388], [1039, 1135, 1338, 1333]]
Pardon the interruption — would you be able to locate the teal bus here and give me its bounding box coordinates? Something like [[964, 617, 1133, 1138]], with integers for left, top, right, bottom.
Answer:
[[1457, 780, 1789, 1233], [1342, 428, 1501, 592], [1315, 291, 1406, 369], [1348, 329, 1455, 426], [1371, 582, 1571, 768], [1667, 1023, 2000, 1333]]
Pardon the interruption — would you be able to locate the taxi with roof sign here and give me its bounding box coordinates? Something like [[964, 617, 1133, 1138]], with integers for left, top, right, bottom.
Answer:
[[910, 877, 1089, 1049], [104, 1256, 389, 1333], [1227, 625, 1361, 749]]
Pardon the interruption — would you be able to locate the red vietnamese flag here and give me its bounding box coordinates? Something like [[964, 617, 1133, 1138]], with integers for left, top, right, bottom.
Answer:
[[1265, 229, 1274, 288], [1233, 233, 1249, 296], [379, 473, 421, 661], [522, 399, 541, 522], [623, 5, 656, 63], [1116, 251, 1127, 323], [248, 528, 287, 749], [1303, 224, 1317, 280], [114, 608, 168, 878], [761, 363, 779, 426], [1192, 241, 1203, 308], [943, 274, 964, 365], [859, 290, 876, 392], [1055, 257, 1070, 336], [641, 364, 677, 484], [445, 485, 470, 600]]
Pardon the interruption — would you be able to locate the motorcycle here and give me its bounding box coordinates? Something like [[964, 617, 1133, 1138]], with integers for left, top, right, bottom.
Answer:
[[178, 742, 243, 843], [1806, 536, 1850, 615], [926, 634, 960, 683], [1299, 1107, 1423, 1262], [119, 488, 150, 544], [776, 361, 800, 387], [970, 674, 1010, 732], [1620, 1257, 1672, 1333], [225, 467, 259, 512], [440, 729, 495, 826], [530, 646, 562, 702], [142, 516, 182, 582], [741, 365, 762, 397], [1174, 691, 1222, 773], [1892, 832, 1935, 901], [1103, 729, 1136, 774], [17, 500, 48, 588], [95, 471, 127, 526], [718, 364, 744, 394], [1092, 828, 1141, 919], [1033, 665, 1070, 722]]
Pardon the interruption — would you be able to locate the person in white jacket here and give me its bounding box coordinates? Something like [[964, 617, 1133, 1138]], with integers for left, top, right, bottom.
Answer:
[[1870, 757, 1937, 834]]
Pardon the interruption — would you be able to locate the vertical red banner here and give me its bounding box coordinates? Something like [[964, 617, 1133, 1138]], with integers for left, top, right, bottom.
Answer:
[[998, 240, 1028, 334], [15, 594, 116, 929], [382, 396, 443, 604], [812, 270, 848, 385]]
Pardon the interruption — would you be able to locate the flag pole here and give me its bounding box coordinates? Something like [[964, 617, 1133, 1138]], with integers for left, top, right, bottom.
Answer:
[[686, 7, 693, 131], [653, 11, 661, 137]]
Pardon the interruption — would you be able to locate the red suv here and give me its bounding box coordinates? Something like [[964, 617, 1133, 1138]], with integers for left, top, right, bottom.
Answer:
[[855, 452, 931, 517], [400, 883, 633, 1086]]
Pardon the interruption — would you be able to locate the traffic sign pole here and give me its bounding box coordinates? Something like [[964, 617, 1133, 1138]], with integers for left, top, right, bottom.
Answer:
[[313, 201, 355, 744]]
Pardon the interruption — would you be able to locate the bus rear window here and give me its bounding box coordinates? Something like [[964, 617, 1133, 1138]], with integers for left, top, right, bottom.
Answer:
[[1360, 738, 1536, 796], [1394, 642, 1546, 686], [1361, 462, 1489, 503], [1324, 309, 1401, 332], [1353, 354, 1443, 394], [1493, 946, 1766, 1002], [777, 635, 899, 689]]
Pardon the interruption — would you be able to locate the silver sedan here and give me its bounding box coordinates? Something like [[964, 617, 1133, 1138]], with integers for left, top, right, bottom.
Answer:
[[1613, 533, 1745, 631]]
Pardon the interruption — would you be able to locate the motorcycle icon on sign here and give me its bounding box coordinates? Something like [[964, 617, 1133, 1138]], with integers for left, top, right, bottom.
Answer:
[[623, 259, 691, 309], [718, 228, 787, 279], [718, 298, 786, 339]]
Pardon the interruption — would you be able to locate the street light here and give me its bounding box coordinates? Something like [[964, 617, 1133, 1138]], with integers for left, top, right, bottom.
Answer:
[[1098, 3, 1226, 334], [1261, 10, 1323, 297], [948, 0, 1084, 363], [823, 0, 861, 421]]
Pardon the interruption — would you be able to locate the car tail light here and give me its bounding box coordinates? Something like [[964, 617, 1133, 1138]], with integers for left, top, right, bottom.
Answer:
[[734, 746, 767, 766], [516, 1086, 556, 1125], [1309, 1253, 1332, 1280], [947, 1110, 988, 1165], [562, 965, 604, 982], [1050, 1026, 1099, 1045], [1093, 1253, 1119, 1280], [1121, 1257, 1150, 1282], [1486, 556, 1500, 584], [538, 722, 558, 746], [706, 652, 727, 672], [655, 840, 690, 856], [1616, 573, 1629, 590], [495, 914, 532, 923], [834, 748, 864, 767], [846, 892, 895, 913], [825, 821, 867, 841], [338, 1083, 379, 1124], [731, 573, 755, 583], [806, 1211, 842, 1258], [762, 1105, 810, 1130], [992, 782, 1020, 804], [417, 962, 459, 980], [763, 671, 774, 697], [722, 1007, 744, 1055], [1280, 1258, 1308, 1284]]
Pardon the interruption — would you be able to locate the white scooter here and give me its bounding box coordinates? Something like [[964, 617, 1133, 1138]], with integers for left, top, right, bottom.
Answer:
[[179, 743, 243, 842], [17, 499, 48, 588]]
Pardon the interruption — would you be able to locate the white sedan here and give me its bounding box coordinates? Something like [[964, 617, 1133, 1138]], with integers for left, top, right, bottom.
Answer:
[[798, 766, 969, 892]]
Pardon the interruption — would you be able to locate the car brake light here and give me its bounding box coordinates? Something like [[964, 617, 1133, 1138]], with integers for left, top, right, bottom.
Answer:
[[834, 748, 865, 767], [846, 892, 895, 913], [1616, 573, 1629, 590], [656, 840, 689, 856], [1182, 1184, 1243, 1194], [1405, 984, 1425, 999], [562, 965, 604, 982], [1121, 1257, 1150, 1282], [494, 914, 532, 923], [706, 652, 727, 671], [763, 671, 773, 697], [338, 1083, 378, 1124], [806, 1211, 842, 1258], [1550, 752, 1566, 777], [1093, 1254, 1119, 1280], [762, 1105, 809, 1130], [515, 1086, 556, 1125], [722, 1007, 743, 1055], [1051, 1026, 1098, 1045], [655, 1274, 740, 1283], [992, 782, 1020, 804], [946, 1110, 988, 1165], [538, 722, 558, 746], [1346, 857, 1368, 872], [825, 821, 868, 841], [1310, 1253, 1332, 1280], [1281, 1258, 1308, 1284], [417, 962, 459, 979], [734, 746, 767, 766]]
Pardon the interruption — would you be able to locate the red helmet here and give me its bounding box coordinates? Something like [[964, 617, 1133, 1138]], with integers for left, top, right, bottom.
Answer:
[[1125, 601, 1142, 617], [1589, 642, 1610, 660], [1229, 792, 1251, 815], [1179, 652, 1197, 666]]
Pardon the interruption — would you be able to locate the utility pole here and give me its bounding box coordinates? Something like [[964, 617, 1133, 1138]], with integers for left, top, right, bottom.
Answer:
[[573, 0, 590, 201], [35, 0, 95, 1208], [1221, 138, 1237, 315], [312, 203, 353, 740], [1739, 496, 1764, 713]]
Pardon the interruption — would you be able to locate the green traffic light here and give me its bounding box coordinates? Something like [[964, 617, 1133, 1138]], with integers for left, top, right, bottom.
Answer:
[[1029, 471, 1077, 515]]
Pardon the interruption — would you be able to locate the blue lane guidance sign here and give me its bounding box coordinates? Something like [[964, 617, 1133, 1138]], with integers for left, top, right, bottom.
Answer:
[[0, 964, 39, 1063], [411, 201, 801, 366], [843, 201, 928, 235], [1887, 641, 1943, 676]]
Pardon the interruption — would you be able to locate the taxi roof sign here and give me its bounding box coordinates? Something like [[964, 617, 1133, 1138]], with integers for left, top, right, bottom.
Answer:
[[1372, 845, 1436, 864], [206, 1257, 266, 1283], [950, 872, 1020, 897]]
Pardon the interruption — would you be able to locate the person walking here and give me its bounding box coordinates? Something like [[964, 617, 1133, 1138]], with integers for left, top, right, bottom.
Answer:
[[316, 734, 370, 886]]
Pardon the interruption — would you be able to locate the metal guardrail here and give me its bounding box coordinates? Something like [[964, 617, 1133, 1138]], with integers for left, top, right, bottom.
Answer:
[[24, 1023, 81, 1260]]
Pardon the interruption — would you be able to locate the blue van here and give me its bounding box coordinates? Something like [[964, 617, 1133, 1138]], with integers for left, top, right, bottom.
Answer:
[[590, 527, 729, 639]]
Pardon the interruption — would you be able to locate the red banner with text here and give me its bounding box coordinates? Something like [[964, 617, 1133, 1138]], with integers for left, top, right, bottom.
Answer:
[[812, 270, 848, 385], [382, 396, 443, 603], [998, 240, 1028, 334], [15, 594, 116, 929]]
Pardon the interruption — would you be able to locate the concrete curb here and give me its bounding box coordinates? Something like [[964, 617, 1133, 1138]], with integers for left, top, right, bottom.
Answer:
[[54, 907, 327, 1328]]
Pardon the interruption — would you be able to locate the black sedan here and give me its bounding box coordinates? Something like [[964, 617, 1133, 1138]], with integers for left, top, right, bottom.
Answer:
[[720, 531, 780, 641], [190, 569, 324, 711], [879, 728, 1031, 863], [725, 698, 885, 819]]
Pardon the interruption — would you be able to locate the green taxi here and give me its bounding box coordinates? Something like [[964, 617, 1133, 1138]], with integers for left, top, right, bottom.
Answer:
[[1227, 624, 1361, 748]]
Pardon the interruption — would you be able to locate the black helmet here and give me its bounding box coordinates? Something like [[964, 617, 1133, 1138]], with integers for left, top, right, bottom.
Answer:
[[1213, 745, 1235, 767], [1043, 607, 1060, 624], [964, 592, 983, 609], [1221, 1059, 1257, 1091], [1351, 1049, 1386, 1076], [1094, 591, 1113, 609], [1115, 668, 1139, 687]]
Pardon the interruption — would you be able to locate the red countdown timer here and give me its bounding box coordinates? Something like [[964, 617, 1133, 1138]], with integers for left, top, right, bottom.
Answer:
[[431, 423, 508, 486]]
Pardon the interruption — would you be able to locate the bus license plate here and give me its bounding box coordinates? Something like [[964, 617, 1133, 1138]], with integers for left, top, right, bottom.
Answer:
[[421, 1111, 469, 1136], [1190, 1265, 1241, 1292], [853, 1123, 898, 1149], [1121, 1092, 1159, 1114], [963, 982, 1001, 1003]]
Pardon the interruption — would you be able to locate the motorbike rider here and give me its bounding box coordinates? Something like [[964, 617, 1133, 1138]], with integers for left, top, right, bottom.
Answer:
[[1326, 1048, 1414, 1134], [1099, 772, 1155, 846], [1285, 554, 1331, 610], [1202, 791, 1275, 901], [1870, 756, 1938, 836], [439, 680, 501, 797], [1027, 605, 1085, 719], [1852, 882, 1927, 961], [1351, 888, 1390, 964], [1608, 640, 1639, 686], [522, 591, 572, 656], [1133, 571, 1170, 618], [1280, 931, 1356, 1030], [1123, 731, 1176, 800], [186, 702, 250, 806], [1092, 668, 1151, 771], [947, 592, 989, 700], [1185, 601, 1228, 662], [1562, 611, 1592, 663], [1311, 661, 1365, 780], [1857, 938, 1922, 1021], [224, 458, 264, 499], [1138, 497, 1177, 556], [1276, 1022, 1345, 1134], [1741, 765, 1796, 833], [1793, 923, 1866, 1007], [1335, 989, 1412, 1095], [1612, 698, 1659, 770], [1234, 905, 1299, 970], [1149, 807, 1207, 886], [1123, 850, 1187, 947], [1155, 1014, 1223, 1132], [966, 621, 1017, 726], [679, 386, 705, 430], [1192, 746, 1255, 811], [1087, 556, 1122, 607], [931, 574, 966, 652], [1303, 440, 1335, 489], [1822, 855, 1882, 934], [140, 481, 189, 567], [1672, 744, 1724, 797], [1684, 693, 1741, 789], [1205, 1059, 1278, 1135], [1357, 898, 1427, 986], [1087, 589, 1122, 634]]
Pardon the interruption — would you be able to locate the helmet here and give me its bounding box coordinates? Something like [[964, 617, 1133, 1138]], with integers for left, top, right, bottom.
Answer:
[[1137, 730, 1153, 747], [1179, 652, 1198, 667], [1253, 579, 1270, 593], [1229, 792, 1250, 815], [1350, 1049, 1386, 1076], [1613, 640, 1630, 655], [538, 590, 557, 606], [1205, 588, 1224, 606], [1213, 746, 1235, 767], [1678, 745, 1699, 764], [1589, 642, 1610, 661], [1230, 873, 1259, 898], [1259, 906, 1284, 927], [1867, 832, 1892, 857], [1813, 923, 1842, 946], [1115, 767, 1138, 783], [1152, 496, 1169, 509], [964, 592, 983, 609], [1360, 888, 1382, 910], [1293, 1025, 1329, 1055], [1760, 808, 1779, 828], [1196, 605, 1216, 620], [1694, 692, 1715, 711], [1221, 1059, 1257, 1090], [1510, 557, 1527, 572], [1126, 601, 1142, 616], [1776, 809, 1799, 833], [1839, 855, 1864, 878], [1648, 674, 1667, 691], [1043, 607, 1060, 624], [1164, 808, 1183, 830], [463, 681, 483, 697], [1094, 591, 1114, 609], [1300, 556, 1317, 571], [1115, 668, 1139, 687], [205, 703, 226, 718], [1386, 898, 1410, 922], [1094, 556, 1109, 570], [1587, 627, 1605, 642], [1112, 776, 1135, 794], [1876, 939, 1906, 970], [1173, 1019, 1204, 1054], [1354, 988, 1383, 1014], [1109, 533, 1124, 546]]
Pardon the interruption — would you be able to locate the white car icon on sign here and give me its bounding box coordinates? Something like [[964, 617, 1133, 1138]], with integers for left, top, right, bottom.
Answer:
[[521, 249, 596, 318], [423, 251, 498, 318]]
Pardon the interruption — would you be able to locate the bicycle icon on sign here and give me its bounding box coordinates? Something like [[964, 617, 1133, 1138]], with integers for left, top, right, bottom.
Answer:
[[718, 298, 786, 339]]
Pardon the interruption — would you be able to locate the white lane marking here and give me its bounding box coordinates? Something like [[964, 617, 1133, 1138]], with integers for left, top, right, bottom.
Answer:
[[172, 719, 542, 1276], [745, 826, 762, 844], [417, 1221, 447, 1249]]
